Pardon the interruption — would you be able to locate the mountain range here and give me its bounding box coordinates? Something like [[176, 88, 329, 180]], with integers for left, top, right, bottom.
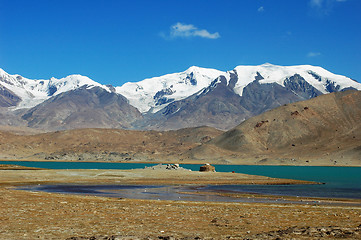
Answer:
[[0, 90, 360, 166], [0, 64, 360, 131]]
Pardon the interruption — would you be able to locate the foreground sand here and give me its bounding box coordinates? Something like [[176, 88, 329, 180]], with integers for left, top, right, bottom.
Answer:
[[1, 167, 361, 239], [1, 188, 361, 240]]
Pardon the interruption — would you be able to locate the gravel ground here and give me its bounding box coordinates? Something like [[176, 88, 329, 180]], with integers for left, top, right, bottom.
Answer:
[[1, 188, 361, 239]]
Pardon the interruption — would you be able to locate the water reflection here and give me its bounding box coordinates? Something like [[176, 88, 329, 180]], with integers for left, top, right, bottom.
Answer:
[[19, 184, 361, 207]]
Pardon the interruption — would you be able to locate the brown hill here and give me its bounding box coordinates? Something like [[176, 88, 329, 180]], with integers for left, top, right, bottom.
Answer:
[[0, 126, 223, 162], [187, 90, 361, 166]]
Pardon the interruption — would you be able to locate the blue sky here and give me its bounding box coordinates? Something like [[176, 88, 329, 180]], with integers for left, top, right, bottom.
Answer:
[[0, 0, 360, 86]]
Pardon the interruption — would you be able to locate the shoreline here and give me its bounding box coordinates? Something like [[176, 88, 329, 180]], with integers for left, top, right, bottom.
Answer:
[[1, 164, 359, 206], [1, 159, 361, 167], [16, 183, 361, 207], [0, 166, 317, 187]]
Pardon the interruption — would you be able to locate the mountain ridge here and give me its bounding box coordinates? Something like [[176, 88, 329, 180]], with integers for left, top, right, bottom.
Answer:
[[21, 86, 142, 131], [2, 64, 360, 113], [0, 68, 112, 109], [1, 64, 360, 131]]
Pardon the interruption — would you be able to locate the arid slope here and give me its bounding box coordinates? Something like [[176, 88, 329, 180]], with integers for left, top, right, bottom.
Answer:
[[188, 90, 361, 166], [0, 126, 223, 162]]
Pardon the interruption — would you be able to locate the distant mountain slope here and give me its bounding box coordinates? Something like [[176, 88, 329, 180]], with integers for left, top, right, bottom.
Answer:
[[0, 126, 223, 162], [0, 85, 21, 107], [21, 86, 142, 130], [136, 75, 252, 130], [0, 107, 27, 127], [187, 90, 361, 166]]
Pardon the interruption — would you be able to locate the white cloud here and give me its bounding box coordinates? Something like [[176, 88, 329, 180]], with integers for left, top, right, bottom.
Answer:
[[309, 0, 347, 14], [258, 6, 265, 12], [307, 52, 321, 57], [310, 0, 323, 7], [165, 22, 220, 39]]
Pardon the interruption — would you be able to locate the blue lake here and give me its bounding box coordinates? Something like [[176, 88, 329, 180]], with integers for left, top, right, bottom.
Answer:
[[2, 161, 361, 201]]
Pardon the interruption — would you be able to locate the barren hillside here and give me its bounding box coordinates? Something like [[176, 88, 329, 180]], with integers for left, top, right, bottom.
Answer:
[[0, 126, 223, 162], [187, 90, 361, 166]]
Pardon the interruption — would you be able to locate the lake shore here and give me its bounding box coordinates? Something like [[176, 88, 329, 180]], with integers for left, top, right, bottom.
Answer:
[[0, 164, 316, 186], [2, 157, 361, 166]]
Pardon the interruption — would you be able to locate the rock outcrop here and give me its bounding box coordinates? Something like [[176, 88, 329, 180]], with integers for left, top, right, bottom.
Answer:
[[199, 163, 216, 172]]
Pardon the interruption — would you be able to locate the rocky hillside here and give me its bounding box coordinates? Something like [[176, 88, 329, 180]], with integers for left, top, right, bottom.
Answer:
[[0, 126, 223, 162], [21, 86, 142, 130], [135, 75, 252, 130], [187, 90, 361, 166]]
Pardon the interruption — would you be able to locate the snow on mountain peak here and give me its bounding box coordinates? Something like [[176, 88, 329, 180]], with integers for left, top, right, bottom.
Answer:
[[116, 63, 360, 113], [0, 69, 110, 109], [231, 63, 360, 96], [260, 62, 276, 67], [185, 65, 201, 72], [116, 66, 226, 113], [0, 68, 6, 75], [1, 64, 360, 113], [47, 74, 107, 96]]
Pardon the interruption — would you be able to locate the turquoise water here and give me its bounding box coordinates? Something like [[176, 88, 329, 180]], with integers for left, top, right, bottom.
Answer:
[[1, 161, 360, 186], [208, 165, 361, 188], [2, 161, 361, 200]]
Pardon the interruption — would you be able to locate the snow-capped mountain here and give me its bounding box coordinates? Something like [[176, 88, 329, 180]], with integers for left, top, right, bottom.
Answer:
[[230, 63, 360, 96], [123, 63, 361, 130], [0, 68, 111, 109], [0, 64, 360, 131], [1, 64, 360, 112], [117, 63, 361, 114], [116, 66, 225, 113]]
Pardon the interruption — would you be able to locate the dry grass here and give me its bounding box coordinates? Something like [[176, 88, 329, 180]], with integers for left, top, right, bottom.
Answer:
[[1, 187, 360, 239]]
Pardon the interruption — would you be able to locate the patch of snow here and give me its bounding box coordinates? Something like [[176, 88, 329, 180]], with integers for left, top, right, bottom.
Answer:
[[116, 66, 225, 113], [232, 63, 361, 96], [0, 68, 111, 110]]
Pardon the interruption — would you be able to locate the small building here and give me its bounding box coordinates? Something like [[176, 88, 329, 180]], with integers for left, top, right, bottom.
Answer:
[[199, 163, 215, 172]]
